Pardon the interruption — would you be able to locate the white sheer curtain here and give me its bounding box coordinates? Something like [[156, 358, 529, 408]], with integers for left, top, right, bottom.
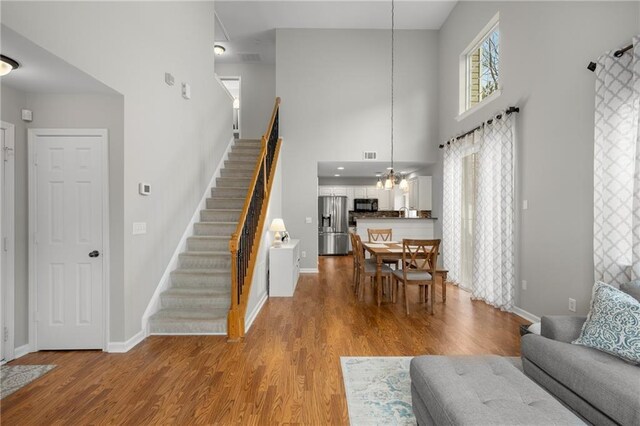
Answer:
[[594, 36, 640, 285], [471, 114, 516, 310], [442, 133, 474, 284]]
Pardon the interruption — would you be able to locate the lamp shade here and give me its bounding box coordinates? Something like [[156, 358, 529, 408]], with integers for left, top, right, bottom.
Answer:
[[269, 218, 286, 232]]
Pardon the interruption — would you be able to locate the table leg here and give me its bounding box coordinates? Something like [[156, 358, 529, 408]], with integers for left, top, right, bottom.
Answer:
[[442, 272, 448, 303], [376, 256, 382, 307]]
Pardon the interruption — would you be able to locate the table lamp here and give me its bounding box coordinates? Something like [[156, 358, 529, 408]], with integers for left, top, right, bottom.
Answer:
[[269, 218, 286, 247]]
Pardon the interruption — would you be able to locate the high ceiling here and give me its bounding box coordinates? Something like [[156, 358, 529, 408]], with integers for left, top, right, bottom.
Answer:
[[214, 1, 458, 64]]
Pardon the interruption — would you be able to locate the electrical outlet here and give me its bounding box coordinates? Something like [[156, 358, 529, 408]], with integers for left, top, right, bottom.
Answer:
[[521, 280, 527, 290], [568, 298, 576, 312], [301, 251, 307, 258]]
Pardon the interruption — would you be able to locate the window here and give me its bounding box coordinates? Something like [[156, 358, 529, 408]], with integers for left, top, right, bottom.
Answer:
[[460, 14, 500, 115]]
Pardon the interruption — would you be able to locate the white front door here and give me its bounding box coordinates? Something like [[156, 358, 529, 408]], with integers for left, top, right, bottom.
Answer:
[[30, 129, 106, 350]]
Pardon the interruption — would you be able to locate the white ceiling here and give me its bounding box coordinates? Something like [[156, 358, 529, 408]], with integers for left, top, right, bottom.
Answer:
[[214, 1, 457, 64], [1, 25, 118, 95], [318, 160, 432, 178]]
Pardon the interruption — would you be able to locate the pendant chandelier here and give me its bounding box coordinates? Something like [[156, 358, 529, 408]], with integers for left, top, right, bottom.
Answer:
[[379, 0, 408, 192]]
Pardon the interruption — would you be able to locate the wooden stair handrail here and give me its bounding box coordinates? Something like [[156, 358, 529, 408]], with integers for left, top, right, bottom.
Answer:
[[227, 97, 281, 341]]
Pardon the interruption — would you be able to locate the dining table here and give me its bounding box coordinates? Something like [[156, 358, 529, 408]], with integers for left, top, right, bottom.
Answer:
[[361, 241, 449, 307]]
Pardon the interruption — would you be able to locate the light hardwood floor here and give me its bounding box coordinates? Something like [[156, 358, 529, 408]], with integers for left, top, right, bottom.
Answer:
[[1, 256, 528, 424]]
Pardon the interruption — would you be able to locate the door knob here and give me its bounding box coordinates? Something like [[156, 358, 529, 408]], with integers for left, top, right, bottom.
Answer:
[[89, 250, 100, 258]]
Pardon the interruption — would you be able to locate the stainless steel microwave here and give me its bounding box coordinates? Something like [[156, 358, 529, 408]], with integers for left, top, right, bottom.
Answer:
[[354, 198, 378, 212]]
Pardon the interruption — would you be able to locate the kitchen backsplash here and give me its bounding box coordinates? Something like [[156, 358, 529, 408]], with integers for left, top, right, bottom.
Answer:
[[348, 210, 432, 226]]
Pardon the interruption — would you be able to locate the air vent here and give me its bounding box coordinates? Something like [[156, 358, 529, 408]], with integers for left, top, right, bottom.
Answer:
[[363, 151, 377, 160], [238, 53, 261, 63]]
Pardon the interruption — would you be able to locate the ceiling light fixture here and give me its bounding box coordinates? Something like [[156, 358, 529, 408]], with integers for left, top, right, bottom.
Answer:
[[337, 167, 345, 170], [334, 174, 341, 177], [0, 55, 20, 76], [214, 45, 226, 55], [380, 0, 400, 191]]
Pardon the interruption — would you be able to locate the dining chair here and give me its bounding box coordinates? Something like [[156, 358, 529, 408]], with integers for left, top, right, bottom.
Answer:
[[349, 231, 360, 292], [367, 228, 393, 242], [367, 228, 399, 269], [354, 234, 393, 301], [391, 239, 441, 315]]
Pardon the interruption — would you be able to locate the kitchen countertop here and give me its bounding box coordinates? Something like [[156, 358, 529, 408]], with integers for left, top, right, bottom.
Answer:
[[355, 216, 438, 221]]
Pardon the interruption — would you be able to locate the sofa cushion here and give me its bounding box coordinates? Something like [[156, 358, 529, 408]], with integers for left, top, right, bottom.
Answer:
[[410, 355, 583, 425], [620, 279, 640, 302], [573, 281, 640, 364], [522, 334, 640, 426]]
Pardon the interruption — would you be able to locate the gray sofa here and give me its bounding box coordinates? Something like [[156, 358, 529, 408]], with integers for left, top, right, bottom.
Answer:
[[521, 316, 640, 425]]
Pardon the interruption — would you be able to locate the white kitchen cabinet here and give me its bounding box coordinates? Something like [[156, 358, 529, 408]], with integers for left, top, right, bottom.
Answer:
[[332, 187, 347, 196], [269, 239, 300, 297], [319, 186, 333, 196], [353, 187, 366, 199], [407, 176, 432, 210]]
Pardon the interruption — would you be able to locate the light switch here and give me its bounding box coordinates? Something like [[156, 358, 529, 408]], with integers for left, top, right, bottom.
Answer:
[[133, 222, 147, 235], [522, 200, 528, 210], [165, 72, 175, 86], [305, 217, 312, 224], [21, 109, 33, 122]]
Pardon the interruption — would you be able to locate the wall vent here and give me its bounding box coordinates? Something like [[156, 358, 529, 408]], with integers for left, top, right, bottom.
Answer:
[[238, 53, 261, 63], [363, 151, 377, 160]]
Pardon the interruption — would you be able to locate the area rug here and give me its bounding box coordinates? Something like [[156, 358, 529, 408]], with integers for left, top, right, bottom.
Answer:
[[341, 357, 415, 426], [1, 365, 55, 399]]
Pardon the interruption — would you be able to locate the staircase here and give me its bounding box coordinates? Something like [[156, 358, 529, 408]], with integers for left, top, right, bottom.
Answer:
[[148, 139, 263, 334]]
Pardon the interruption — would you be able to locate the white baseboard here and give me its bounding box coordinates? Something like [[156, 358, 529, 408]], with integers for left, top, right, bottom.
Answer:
[[245, 292, 268, 332], [149, 332, 226, 336], [512, 306, 541, 323], [141, 136, 235, 331], [107, 329, 147, 353], [14, 344, 30, 359], [300, 268, 319, 273]]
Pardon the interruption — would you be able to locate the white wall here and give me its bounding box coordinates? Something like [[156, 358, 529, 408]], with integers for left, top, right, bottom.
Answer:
[[245, 160, 282, 330], [216, 63, 276, 140], [276, 29, 439, 269], [2, 1, 233, 341], [437, 1, 639, 316]]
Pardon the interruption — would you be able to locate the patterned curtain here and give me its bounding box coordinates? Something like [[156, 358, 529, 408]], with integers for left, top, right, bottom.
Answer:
[[442, 134, 474, 284], [471, 114, 516, 310], [594, 36, 640, 285]]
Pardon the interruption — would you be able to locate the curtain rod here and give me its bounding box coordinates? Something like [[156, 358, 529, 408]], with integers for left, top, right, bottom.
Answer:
[[439, 106, 519, 149], [587, 43, 633, 72]]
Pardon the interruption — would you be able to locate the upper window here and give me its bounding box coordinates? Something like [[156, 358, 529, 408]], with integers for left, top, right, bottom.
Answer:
[[460, 14, 500, 115]]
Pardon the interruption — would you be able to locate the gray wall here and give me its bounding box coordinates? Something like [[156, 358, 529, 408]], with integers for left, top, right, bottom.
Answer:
[[216, 63, 276, 140], [276, 29, 440, 269], [2, 1, 233, 341], [0, 85, 28, 347], [437, 1, 639, 316]]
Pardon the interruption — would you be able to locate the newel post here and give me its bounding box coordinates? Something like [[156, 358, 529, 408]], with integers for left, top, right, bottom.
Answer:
[[227, 233, 243, 341]]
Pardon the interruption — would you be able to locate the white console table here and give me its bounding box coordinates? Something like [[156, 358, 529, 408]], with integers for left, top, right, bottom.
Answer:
[[269, 239, 300, 297]]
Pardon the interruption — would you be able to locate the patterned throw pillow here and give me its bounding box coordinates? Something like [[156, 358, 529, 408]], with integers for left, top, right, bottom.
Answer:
[[573, 281, 640, 364]]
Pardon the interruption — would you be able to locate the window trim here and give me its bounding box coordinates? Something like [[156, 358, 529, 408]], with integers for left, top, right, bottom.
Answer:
[[458, 12, 500, 117]]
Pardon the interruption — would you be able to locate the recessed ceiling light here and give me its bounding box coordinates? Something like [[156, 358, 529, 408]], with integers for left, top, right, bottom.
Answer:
[[0, 55, 20, 76], [375, 174, 382, 177], [386, 167, 393, 170], [337, 167, 345, 170], [214, 45, 226, 55], [334, 174, 340, 177]]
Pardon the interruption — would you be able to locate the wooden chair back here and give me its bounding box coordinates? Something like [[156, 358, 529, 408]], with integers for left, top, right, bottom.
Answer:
[[353, 234, 367, 267], [349, 232, 359, 260], [367, 228, 393, 242], [401, 239, 440, 281]]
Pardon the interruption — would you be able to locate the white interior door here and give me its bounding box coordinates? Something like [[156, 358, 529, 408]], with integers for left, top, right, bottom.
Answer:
[[1, 122, 15, 361], [30, 129, 107, 350]]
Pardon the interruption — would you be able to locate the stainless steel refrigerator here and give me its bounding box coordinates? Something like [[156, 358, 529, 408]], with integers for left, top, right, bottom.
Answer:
[[318, 196, 349, 255]]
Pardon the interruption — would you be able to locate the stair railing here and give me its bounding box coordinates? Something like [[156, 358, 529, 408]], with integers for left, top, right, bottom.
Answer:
[[227, 97, 281, 341]]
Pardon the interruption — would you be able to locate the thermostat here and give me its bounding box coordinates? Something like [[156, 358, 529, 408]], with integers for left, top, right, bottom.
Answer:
[[139, 183, 151, 196]]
